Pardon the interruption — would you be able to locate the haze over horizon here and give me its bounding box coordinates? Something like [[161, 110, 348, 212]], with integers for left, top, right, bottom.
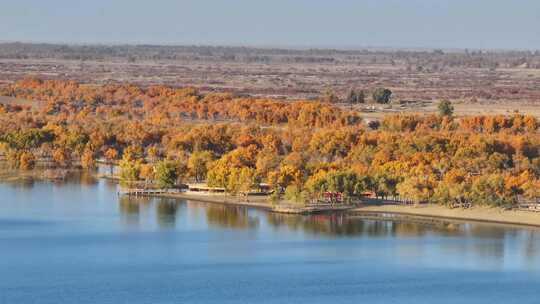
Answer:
[[1, 0, 540, 50]]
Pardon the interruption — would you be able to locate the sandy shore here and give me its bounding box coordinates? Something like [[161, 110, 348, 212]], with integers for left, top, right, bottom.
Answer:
[[353, 204, 540, 228]]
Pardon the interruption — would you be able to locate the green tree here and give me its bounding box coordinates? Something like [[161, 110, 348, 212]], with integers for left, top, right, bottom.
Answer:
[[326, 172, 358, 197], [227, 167, 257, 196], [372, 173, 399, 199], [372, 88, 392, 104], [155, 161, 178, 189], [397, 177, 432, 204], [119, 157, 141, 187], [284, 185, 309, 205], [469, 174, 516, 207], [437, 99, 454, 117], [307, 171, 366, 203]]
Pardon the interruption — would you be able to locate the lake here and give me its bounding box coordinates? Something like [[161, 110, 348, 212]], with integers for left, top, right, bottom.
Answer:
[[1, 173, 540, 304]]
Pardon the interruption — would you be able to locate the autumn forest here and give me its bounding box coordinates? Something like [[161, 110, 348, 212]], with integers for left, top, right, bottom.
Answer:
[[2, 77, 540, 208]]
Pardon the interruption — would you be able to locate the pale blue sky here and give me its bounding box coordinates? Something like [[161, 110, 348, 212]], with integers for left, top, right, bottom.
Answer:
[[1, 0, 539, 49]]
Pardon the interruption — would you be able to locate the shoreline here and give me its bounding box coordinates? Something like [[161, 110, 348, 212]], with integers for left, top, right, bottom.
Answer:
[[351, 205, 540, 229], [126, 191, 540, 228], [2, 168, 539, 228], [128, 191, 356, 214]]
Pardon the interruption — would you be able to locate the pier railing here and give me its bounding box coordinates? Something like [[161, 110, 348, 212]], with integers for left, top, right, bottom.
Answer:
[[119, 188, 181, 196]]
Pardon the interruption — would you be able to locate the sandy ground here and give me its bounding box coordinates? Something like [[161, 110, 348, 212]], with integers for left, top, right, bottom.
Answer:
[[354, 204, 540, 228], [357, 101, 540, 121]]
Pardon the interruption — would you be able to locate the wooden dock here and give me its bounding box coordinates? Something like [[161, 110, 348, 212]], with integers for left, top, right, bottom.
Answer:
[[273, 203, 356, 214], [119, 188, 181, 196]]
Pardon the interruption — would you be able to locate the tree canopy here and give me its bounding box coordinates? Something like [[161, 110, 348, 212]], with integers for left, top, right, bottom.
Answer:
[[1, 78, 539, 208], [372, 88, 392, 104], [438, 100, 454, 117]]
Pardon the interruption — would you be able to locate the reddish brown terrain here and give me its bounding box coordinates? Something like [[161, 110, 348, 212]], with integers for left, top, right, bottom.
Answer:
[[1, 43, 540, 117]]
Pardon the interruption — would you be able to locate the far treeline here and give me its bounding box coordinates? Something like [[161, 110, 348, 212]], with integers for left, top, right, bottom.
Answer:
[[1, 78, 540, 208], [320, 87, 392, 104]]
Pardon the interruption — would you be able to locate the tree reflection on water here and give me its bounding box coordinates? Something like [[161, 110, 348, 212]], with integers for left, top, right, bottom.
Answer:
[[113, 197, 540, 264], [205, 204, 260, 230], [119, 196, 182, 228], [266, 212, 471, 238], [118, 196, 145, 227], [3, 172, 540, 271], [156, 198, 181, 228]]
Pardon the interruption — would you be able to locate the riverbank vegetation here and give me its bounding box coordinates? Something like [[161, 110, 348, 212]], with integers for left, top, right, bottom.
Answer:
[[2, 78, 540, 208]]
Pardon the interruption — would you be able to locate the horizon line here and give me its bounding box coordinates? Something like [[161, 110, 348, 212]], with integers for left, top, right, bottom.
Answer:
[[1, 39, 538, 53]]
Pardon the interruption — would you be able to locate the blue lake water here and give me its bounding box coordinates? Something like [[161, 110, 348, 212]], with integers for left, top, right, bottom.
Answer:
[[1, 174, 540, 303]]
